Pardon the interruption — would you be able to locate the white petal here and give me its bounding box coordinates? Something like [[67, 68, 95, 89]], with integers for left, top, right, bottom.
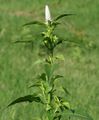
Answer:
[[45, 5, 51, 23]]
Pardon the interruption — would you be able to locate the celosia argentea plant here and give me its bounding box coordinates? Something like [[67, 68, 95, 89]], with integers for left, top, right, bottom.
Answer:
[[8, 5, 93, 120]]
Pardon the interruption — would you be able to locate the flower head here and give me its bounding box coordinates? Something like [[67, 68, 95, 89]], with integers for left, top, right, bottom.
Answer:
[[45, 5, 51, 24]]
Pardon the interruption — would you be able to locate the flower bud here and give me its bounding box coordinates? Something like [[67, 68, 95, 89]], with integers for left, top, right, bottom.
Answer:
[[45, 5, 51, 24]]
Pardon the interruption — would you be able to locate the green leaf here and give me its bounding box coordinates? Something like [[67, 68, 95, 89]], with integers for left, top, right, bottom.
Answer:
[[14, 40, 33, 44], [51, 21, 60, 27], [54, 114, 62, 120], [23, 21, 45, 26], [52, 75, 63, 82], [8, 94, 42, 107], [38, 73, 47, 81], [33, 59, 44, 65], [29, 82, 41, 88], [73, 108, 93, 120], [70, 113, 93, 120], [62, 101, 70, 109], [54, 13, 74, 21], [62, 87, 70, 95], [45, 82, 52, 93], [62, 108, 93, 120], [54, 75, 63, 80], [46, 104, 52, 111], [63, 38, 86, 49], [55, 54, 65, 61]]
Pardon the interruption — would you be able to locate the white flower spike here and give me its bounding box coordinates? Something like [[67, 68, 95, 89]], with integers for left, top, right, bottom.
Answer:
[[45, 5, 51, 24]]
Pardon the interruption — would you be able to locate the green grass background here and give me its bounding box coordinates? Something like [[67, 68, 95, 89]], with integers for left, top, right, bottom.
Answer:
[[0, 0, 99, 120]]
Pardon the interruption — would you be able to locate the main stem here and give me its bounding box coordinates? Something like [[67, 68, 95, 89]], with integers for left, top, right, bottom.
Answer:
[[44, 24, 55, 120]]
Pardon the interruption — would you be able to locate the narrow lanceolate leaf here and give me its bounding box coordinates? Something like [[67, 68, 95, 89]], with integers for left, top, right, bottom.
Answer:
[[23, 21, 45, 26], [51, 21, 60, 27], [54, 13, 74, 21], [62, 87, 70, 95], [73, 108, 93, 120], [52, 75, 63, 82], [14, 40, 33, 44], [62, 108, 93, 120], [8, 95, 42, 107], [29, 83, 41, 88], [65, 113, 93, 120]]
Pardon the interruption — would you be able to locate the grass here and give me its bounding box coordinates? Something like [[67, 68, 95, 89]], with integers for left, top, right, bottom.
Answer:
[[0, 0, 99, 120]]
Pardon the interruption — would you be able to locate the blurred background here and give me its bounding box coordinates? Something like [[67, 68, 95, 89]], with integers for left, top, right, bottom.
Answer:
[[0, 0, 99, 120]]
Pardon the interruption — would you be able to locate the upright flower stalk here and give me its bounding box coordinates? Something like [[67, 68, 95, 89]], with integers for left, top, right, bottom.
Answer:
[[8, 5, 92, 120]]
